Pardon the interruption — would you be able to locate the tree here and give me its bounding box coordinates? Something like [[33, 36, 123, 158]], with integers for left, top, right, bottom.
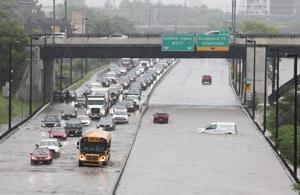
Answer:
[[0, 1, 28, 90], [239, 20, 279, 34]]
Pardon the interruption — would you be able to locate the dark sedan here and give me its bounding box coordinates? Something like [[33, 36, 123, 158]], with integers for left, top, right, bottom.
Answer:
[[65, 119, 83, 137], [41, 115, 61, 127], [121, 99, 136, 112], [61, 106, 77, 119], [97, 116, 116, 131], [202, 75, 212, 85], [153, 112, 169, 124]]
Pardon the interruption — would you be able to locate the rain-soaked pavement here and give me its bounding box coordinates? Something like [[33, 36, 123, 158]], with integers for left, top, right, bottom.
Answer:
[[0, 63, 164, 195], [116, 59, 297, 195]]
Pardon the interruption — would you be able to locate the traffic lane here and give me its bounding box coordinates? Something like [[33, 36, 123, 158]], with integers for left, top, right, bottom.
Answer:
[[116, 106, 296, 195], [150, 59, 239, 106], [0, 60, 174, 194], [0, 100, 141, 195]]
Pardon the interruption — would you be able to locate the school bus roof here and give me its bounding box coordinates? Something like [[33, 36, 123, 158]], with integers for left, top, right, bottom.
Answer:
[[83, 130, 112, 141]]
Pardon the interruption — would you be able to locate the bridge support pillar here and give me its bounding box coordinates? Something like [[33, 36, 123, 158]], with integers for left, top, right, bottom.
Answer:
[[42, 58, 55, 102], [246, 46, 266, 104]]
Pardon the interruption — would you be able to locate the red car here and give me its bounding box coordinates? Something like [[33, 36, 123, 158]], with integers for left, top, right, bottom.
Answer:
[[153, 112, 169, 124], [202, 75, 212, 85], [30, 147, 53, 165], [48, 127, 67, 141]]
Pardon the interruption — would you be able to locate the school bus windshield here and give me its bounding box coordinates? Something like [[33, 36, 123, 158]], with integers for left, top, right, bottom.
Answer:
[[80, 140, 107, 153]]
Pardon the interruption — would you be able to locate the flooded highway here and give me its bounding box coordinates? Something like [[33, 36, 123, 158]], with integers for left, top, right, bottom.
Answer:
[[116, 59, 297, 195]]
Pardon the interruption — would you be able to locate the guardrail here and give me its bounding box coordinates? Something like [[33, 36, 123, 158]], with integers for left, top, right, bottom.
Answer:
[[0, 64, 107, 142]]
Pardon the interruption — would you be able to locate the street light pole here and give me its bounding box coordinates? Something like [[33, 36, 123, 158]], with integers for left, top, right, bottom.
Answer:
[[8, 41, 19, 131], [232, 0, 236, 35], [286, 53, 298, 177], [8, 43, 12, 132], [82, 17, 88, 35], [53, 0, 56, 20], [29, 37, 33, 115], [64, 0, 67, 33], [247, 40, 256, 119], [293, 54, 298, 176]]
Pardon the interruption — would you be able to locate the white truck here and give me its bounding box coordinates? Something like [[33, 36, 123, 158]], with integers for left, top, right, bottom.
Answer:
[[86, 87, 110, 119]]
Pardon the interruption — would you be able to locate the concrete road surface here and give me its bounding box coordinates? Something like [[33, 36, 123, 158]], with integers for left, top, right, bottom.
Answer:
[[0, 66, 147, 195], [116, 59, 296, 195]]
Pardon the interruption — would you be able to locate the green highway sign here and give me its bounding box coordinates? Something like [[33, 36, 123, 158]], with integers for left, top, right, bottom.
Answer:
[[197, 34, 229, 52], [161, 34, 194, 52]]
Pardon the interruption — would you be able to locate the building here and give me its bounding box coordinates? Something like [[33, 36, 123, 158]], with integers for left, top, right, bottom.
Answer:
[[17, 0, 35, 19], [71, 12, 87, 34], [270, 0, 295, 15], [239, 0, 270, 15]]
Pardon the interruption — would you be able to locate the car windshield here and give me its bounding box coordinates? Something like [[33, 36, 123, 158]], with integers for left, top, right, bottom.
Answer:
[[63, 107, 74, 113], [33, 149, 50, 156], [78, 116, 89, 120], [87, 100, 105, 105], [206, 124, 217, 130], [40, 141, 58, 147], [66, 123, 80, 128], [44, 115, 58, 122], [127, 95, 139, 100], [80, 141, 107, 153], [114, 111, 127, 115], [51, 128, 65, 133]]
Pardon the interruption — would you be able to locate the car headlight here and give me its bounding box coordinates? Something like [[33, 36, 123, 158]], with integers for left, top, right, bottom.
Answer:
[[80, 154, 86, 160], [45, 156, 51, 160], [100, 109, 106, 115], [99, 155, 106, 161], [49, 134, 53, 138]]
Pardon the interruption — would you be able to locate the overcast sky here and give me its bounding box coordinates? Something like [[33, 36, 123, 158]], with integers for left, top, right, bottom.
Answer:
[[38, 0, 233, 11]]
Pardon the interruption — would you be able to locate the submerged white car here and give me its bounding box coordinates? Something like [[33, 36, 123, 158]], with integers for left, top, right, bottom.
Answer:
[[197, 122, 237, 135]]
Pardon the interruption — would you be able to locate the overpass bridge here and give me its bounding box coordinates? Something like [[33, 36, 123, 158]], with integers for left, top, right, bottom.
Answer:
[[30, 34, 300, 102]]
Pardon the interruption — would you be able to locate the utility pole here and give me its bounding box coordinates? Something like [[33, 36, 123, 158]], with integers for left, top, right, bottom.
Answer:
[[64, 0, 67, 33], [53, 0, 56, 20], [232, 0, 236, 34]]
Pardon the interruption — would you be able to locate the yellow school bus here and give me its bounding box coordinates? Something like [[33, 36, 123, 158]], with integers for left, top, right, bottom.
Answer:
[[77, 130, 111, 166]]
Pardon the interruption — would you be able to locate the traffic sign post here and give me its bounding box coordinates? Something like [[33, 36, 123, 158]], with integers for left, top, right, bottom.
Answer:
[[161, 34, 194, 52], [197, 34, 229, 52]]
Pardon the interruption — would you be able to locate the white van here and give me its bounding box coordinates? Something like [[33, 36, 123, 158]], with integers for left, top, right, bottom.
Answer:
[[197, 122, 237, 135]]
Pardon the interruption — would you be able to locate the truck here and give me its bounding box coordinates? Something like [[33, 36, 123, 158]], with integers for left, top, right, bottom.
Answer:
[[86, 87, 110, 119]]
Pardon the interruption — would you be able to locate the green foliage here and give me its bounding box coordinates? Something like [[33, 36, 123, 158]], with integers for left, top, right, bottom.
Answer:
[[86, 10, 134, 34], [0, 94, 41, 125], [268, 125, 300, 166], [266, 90, 300, 130], [0, 1, 28, 91], [266, 90, 300, 166], [239, 20, 279, 34], [293, 183, 300, 193]]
